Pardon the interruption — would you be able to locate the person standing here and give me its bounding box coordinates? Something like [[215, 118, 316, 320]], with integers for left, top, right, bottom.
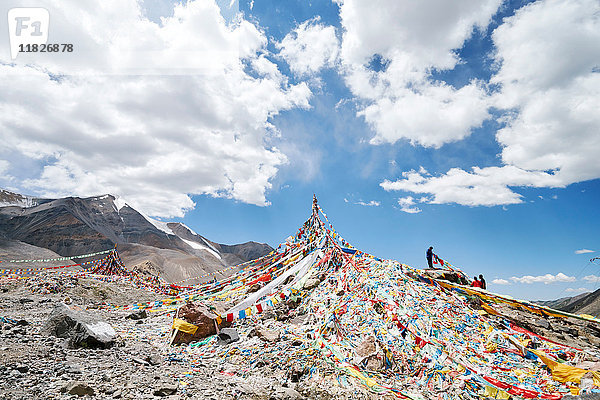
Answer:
[[471, 276, 481, 288], [426, 246, 434, 269], [479, 274, 486, 290]]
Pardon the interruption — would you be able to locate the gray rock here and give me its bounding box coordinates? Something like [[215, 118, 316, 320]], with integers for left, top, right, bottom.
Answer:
[[145, 354, 161, 366], [125, 310, 147, 320], [60, 381, 94, 397], [15, 364, 29, 373], [251, 326, 280, 343], [42, 303, 117, 349], [303, 278, 320, 291], [534, 319, 551, 329], [154, 385, 178, 396], [217, 328, 239, 345], [132, 357, 149, 366], [273, 387, 303, 399]]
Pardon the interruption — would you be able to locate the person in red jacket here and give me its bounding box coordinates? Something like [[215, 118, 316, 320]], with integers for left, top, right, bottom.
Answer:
[[471, 276, 481, 288]]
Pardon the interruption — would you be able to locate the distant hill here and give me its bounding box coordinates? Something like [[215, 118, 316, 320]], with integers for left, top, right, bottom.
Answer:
[[0, 189, 272, 283], [535, 292, 591, 310], [534, 290, 600, 318], [558, 288, 600, 317]]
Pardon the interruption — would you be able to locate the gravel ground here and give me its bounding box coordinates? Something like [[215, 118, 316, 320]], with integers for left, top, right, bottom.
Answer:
[[0, 276, 383, 400]]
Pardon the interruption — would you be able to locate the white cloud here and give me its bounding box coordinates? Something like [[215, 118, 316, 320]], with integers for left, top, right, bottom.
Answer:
[[277, 17, 339, 77], [0, 160, 9, 177], [381, 166, 563, 206], [575, 249, 595, 254], [336, 0, 502, 147], [397, 196, 421, 214], [510, 272, 576, 285], [378, 0, 600, 206], [490, 0, 600, 192], [0, 0, 312, 217], [583, 275, 600, 283], [565, 287, 590, 293], [355, 200, 380, 207], [491, 278, 510, 285]]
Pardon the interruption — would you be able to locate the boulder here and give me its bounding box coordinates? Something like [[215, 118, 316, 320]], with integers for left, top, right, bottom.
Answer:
[[171, 302, 230, 345], [60, 381, 94, 397], [42, 303, 116, 349]]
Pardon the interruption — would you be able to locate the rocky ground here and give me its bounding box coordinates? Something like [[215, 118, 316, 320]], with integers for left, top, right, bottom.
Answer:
[[0, 276, 384, 400], [4, 269, 600, 400]]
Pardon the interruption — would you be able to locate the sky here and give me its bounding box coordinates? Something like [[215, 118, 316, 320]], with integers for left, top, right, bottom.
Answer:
[[0, 0, 598, 301]]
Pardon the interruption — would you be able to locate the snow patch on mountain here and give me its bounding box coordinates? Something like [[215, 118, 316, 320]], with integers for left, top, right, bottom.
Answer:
[[181, 238, 222, 260], [112, 196, 128, 212], [144, 216, 175, 236], [0, 189, 40, 208]]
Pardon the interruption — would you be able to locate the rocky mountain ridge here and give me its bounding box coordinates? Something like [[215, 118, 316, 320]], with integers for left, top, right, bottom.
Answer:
[[0, 189, 272, 283]]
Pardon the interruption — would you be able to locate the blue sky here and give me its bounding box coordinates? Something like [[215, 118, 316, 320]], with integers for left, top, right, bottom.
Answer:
[[0, 0, 599, 300]]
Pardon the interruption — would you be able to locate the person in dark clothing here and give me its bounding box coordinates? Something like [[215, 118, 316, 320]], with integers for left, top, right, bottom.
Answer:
[[479, 274, 486, 290], [426, 246, 434, 268]]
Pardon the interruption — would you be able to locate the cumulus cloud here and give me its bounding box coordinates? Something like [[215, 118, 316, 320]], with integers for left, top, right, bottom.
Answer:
[[277, 17, 339, 77], [491, 278, 510, 285], [378, 0, 600, 207], [575, 249, 595, 254], [491, 0, 600, 184], [510, 272, 576, 285], [336, 0, 501, 147], [0, 0, 312, 217], [381, 166, 563, 206], [583, 275, 600, 283], [397, 196, 421, 214], [355, 200, 380, 207]]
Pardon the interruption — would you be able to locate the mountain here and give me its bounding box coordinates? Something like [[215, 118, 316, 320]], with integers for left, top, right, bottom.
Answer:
[[0, 188, 50, 208], [534, 290, 600, 317], [556, 288, 600, 317], [0, 189, 272, 283], [535, 292, 591, 310]]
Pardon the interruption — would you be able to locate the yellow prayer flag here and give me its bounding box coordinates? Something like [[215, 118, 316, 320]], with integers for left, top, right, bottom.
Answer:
[[172, 318, 198, 335]]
